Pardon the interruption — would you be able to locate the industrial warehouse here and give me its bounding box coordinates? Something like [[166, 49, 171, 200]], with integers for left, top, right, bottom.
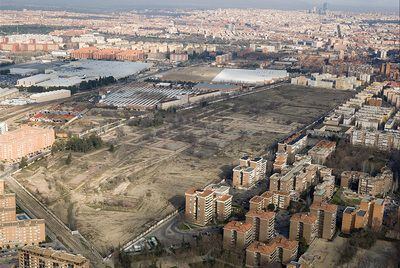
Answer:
[[16, 60, 151, 88], [99, 83, 221, 110]]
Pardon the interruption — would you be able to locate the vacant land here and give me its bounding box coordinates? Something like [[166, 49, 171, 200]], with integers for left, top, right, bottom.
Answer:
[[302, 237, 399, 268], [160, 66, 222, 82], [14, 84, 354, 255]]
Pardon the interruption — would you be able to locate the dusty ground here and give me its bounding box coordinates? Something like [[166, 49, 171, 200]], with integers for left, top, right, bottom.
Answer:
[[302, 237, 399, 268], [14, 84, 354, 255], [160, 66, 222, 82]]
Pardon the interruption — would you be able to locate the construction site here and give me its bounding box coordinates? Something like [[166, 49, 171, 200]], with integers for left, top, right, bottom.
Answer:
[[13, 84, 354, 256]]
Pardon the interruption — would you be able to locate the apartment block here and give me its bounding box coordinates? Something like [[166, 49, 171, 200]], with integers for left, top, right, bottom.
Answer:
[[276, 133, 308, 165], [310, 201, 337, 240], [270, 156, 318, 193], [358, 168, 393, 197], [0, 181, 45, 249], [19, 246, 90, 268], [342, 197, 385, 234], [223, 221, 254, 251], [233, 156, 267, 189], [313, 174, 335, 203], [245, 210, 276, 242], [245, 237, 298, 267], [307, 140, 336, 165], [249, 190, 291, 211], [352, 129, 400, 151], [289, 213, 318, 244], [185, 186, 232, 226], [0, 125, 55, 162]]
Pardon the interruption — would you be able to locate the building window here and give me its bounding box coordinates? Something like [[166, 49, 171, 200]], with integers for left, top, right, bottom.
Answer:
[[67, 265, 74, 268], [39, 259, 46, 268], [53, 263, 60, 268]]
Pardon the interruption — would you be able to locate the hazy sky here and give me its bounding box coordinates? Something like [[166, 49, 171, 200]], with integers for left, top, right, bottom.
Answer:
[[1, 0, 399, 12]]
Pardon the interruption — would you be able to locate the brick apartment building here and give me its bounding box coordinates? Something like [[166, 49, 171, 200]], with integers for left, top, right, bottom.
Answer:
[[342, 197, 384, 234], [223, 221, 254, 251], [310, 201, 338, 240], [0, 181, 45, 249], [245, 210, 276, 243], [19, 246, 90, 268], [249, 190, 291, 211], [0, 125, 55, 162], [233, 156, 267, 189], [289, 213, 318, 244], [341, 168, 393, 197], [245, 237, 298, 267], [185, 186, 232, 226], [307, 140, 336, 165], [269, 156, 318, 193]]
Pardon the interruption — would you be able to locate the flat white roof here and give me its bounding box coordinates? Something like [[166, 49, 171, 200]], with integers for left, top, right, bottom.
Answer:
[[212, 68, 288, 84]]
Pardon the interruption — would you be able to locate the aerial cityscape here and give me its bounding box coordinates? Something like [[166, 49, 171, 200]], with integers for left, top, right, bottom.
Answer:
[[0, 0, 399, 267]]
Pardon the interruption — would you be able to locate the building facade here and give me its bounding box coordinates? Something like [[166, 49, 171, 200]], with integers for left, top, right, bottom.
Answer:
[[19, 246, 90, 268]]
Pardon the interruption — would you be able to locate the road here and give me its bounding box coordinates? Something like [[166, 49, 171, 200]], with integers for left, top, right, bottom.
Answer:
[[1, 172, 105, 267]]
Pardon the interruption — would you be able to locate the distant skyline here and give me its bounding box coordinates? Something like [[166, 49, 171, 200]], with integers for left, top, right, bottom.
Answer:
[[0, 0, 399, 13]]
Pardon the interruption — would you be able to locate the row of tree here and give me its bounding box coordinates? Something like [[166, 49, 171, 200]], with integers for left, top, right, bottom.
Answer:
[[52, 134, 103, 153], [24, 76, 116, 94]]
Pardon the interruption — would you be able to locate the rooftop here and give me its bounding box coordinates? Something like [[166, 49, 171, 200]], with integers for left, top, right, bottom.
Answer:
[[224, 221, 253, 233]]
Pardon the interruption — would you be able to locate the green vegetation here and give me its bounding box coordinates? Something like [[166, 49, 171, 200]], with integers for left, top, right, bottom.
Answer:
[[326, 140, 389, 177], [349, 229, 377, 249], [52, 134, 103, 153], [267, 203, 276, 211], [331, 188, 360, 207], [0, 24, 78, 35], [108, 144, 115, 153], [24, 76, 116, 94], [19, 157, 28, 169], [65, 153, 72, 165], [0, 69, 10, 75]]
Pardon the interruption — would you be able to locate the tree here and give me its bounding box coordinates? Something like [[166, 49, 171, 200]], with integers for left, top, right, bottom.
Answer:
[[109, 144, 115, 153], [66, 153, 72, 165], [19, 157, 28, 169], [267, 203, 276, 211]]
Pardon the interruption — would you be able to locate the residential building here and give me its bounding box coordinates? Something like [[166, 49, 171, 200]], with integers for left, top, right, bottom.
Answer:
[[185, 187, 232, 226], [233, 156, 267, 189], [0, 125, 55, 162], [307, 140, 336, 165], [0, 180, 45, 249], [313, 174, 335, 203], [310, 201, 337, 240], [223, 221, 254, 251], [245, 210, 276, 242], [245, 237, 298, 267], [289, 213, 318, 244], [249, 190, 291, 211], [276, 133, 308, 165], [358, 168, 393, 197], [19, 246, 90, 268], [342, 197, 385, 234]]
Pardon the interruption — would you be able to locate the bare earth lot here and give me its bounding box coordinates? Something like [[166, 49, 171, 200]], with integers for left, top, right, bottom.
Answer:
[[14, 85, 354, 255], [160, 66, 222, 82]]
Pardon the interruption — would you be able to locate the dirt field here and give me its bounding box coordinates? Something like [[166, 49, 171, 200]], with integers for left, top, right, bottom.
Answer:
[[160, 66, 222, 82], [302, 237, 398, 268], [14, 84, 354, 255]]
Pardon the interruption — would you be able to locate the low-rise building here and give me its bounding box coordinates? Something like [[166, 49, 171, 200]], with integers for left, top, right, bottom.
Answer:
[[249, 190, 291, 210], [245, 237, 298, 267], [307, 140, 336, 165], [19, 246, 90, 268]]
